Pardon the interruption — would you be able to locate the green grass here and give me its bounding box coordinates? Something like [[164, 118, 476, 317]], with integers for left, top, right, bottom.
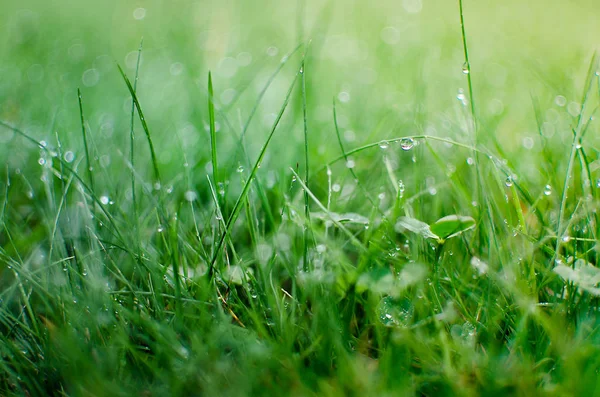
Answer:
[[2, 0, 600, 395]]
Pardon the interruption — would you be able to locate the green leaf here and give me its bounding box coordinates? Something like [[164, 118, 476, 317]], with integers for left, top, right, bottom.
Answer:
[[430, 215, 475, 240], [395, 216, 439, 240]]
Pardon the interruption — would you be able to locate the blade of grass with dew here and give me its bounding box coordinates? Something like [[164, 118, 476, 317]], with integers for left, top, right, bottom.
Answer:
[[0, 121, 130, 249], [553, 56, 599, 265], [77, 89, 94, 195], [458, 0, 476, 132], [129, 39, 143, 252], [117, 64, 161, 186], [208, 72, 220, 205], [332, 99, 379, 212], [291, 168, 368, 253], [301, 59, 311, 272], [234, 43, 303, 229], [208, 66, 302, 279], [206, 175, 240, 269]]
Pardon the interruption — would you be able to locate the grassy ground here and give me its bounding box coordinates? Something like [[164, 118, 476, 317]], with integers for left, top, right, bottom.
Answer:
[[1, 0, 600, 395]]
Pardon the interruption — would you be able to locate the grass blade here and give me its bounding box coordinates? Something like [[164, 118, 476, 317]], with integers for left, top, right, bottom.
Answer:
[[117, 64, 161, 185], [129, 39, 143, 244], [301, 59, 311, 272], [77, 89, 94, 194], [208, 66, 302, 278], [208, 72, 220, 200]]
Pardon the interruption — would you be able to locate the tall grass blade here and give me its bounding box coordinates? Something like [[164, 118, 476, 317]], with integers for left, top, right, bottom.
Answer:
[[208, 72, 220, 201], [117, 64, 161, 185], [77, 89, 94, 194], [208, 66, 302, 278]]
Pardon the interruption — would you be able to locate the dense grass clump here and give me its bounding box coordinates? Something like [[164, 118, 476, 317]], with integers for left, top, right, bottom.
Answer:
[[1, 0, 600, 395]]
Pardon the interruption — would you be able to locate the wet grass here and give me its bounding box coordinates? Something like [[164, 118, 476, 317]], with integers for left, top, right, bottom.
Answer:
[[1, 0, 600, 395]]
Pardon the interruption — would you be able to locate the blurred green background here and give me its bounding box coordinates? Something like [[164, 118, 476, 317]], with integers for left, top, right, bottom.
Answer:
[[2, 0, 599, 175]]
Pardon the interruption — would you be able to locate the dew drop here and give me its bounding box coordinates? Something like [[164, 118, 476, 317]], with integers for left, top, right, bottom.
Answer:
[[133, 7, 146, 20], [400, 138, 414, 151], [338, 91, 350, 103], [544, 184, 552, 196], [554, 95, 567, 107], [266, 46, 279, 57], [378, 140, 389, 149], [184, 190, 197, 202], [398, 180, 405, 198], [100, 195, 110, 205], [462, 62, 470, 74], [505, 176, 513, 187], [237, 165, 244, 173], [345, 159, 355, 169], [64, 151, 75, 163]]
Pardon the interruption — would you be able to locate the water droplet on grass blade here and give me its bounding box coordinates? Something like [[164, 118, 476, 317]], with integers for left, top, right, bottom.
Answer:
[[544, 184, 552, 196], [184, 190, 197, 202], [266, 46, 279, 57], [400, 138, 414, 151], [100, 196, 110, 205], [462, 62, 470, 74], [338, 91, 350, 103], [132, 7, 146, 20], [378, 140, 389, 149], [398, 180, 405, 198], [64, 151, 75, 163], [378, 296, 412, 327], [555, 95, 567, 107], [505, 176, 513, 187]]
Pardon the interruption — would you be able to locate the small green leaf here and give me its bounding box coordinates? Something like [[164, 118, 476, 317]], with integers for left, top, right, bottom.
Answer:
[[430, 215, 475, 240], [395, 216, 439, 240]]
